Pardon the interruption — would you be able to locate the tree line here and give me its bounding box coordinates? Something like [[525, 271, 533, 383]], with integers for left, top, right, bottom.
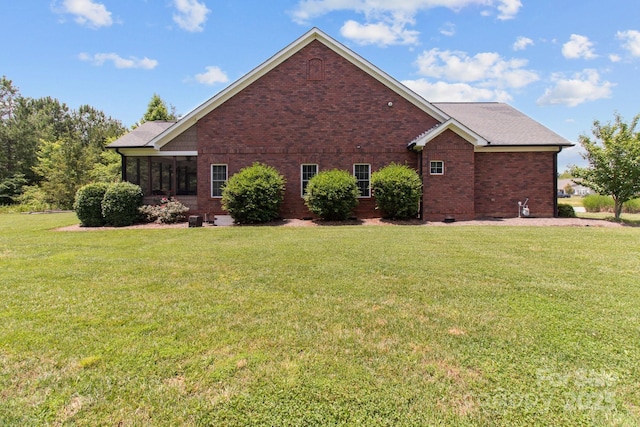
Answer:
[[0, 76, 174, 209]]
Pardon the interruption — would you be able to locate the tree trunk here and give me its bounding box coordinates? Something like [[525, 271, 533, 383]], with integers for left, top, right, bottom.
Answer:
[[614, 198, 623, 221]]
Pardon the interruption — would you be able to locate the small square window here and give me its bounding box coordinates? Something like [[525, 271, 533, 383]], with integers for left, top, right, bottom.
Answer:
[[430, 160, 444, 175]]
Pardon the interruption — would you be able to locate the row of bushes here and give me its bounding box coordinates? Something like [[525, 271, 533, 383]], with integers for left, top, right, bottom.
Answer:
[[222, 162, 421, 223], [74, 182, 188, 227], [581, 194, 640, 213], [74, 162, 421, 226]]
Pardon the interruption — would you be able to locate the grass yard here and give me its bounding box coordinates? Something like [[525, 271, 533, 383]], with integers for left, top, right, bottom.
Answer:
[[1, 213, 639, 426]]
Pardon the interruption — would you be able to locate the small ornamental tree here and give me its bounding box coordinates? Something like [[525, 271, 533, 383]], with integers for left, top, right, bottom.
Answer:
[[221, 162, 286, 224], [370, 163, 422, 219], [73, 182, 110, 227], [304, 169, 359, 220], [101, 182, 144, 227], [570, 113, 640, 220]]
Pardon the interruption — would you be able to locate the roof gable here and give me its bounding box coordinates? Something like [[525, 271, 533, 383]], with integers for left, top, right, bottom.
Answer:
[[107, 121, 175, 148], [150, 27, 449, 149]]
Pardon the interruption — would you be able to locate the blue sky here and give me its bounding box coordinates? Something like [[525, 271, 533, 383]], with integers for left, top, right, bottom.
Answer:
[[3, 1, 640, 171]]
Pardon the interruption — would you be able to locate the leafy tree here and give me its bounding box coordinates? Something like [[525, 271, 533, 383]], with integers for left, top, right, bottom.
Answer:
[[563, 183, 575, 196], [0, 76, 126, 208], [570, 113, 640, 220], [33, 138, 92, 209], [139, 93, 177, 125], [0, 173, 27, 205], [89, 149, 122, 183]]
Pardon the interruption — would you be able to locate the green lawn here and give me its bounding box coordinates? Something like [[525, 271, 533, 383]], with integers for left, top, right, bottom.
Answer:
[[1, 213, 639, 426]]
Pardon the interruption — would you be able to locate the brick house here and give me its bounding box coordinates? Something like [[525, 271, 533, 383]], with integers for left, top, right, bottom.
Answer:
[[109, 28, 572, 221]]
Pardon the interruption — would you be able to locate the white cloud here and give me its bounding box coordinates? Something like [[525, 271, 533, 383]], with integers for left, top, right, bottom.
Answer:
[[562, 34, 597, 59], [439, 22, 455, 37], [414, 48, 539, 89], [60, 0, 113, 28], [403, 46, 537, 103], [172, 0, 211, 32], [402, 79, 512, 102], [340, 20, 419, 45], [609, 54, 621, 63], [194, 66, 229, 85], [79, 53, 158, 70], [496, 0, 521, 20], [290, 0, 522, 45], [537, 69, 614, 107], [513, 36, 533, 51], [616, 30, 640, 57]]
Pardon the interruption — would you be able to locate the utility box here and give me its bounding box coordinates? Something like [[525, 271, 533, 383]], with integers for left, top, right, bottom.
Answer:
[[188, 215, 203, 227]]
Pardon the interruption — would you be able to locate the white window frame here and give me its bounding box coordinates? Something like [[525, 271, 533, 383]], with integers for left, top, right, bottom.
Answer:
[[210, 164, 228, 198], [353, 163, 371, 198], [430, 160, 444, 175], [301, 164, 318, 197]]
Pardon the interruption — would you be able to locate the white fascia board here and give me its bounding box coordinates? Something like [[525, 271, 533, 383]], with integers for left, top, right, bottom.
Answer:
[[474, 146, 561, 153], [152, 28, 449, 150], [115, 148, 197, 157], [414, 119, 487, 147]]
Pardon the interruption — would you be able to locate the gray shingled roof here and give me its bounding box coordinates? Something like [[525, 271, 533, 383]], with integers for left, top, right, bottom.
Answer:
[[108, 121, 176, 148], [432, 102, 572, 146]]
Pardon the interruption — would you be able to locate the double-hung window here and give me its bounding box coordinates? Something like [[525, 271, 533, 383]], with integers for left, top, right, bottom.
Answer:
[[430, 160, 444, 175], [211, 164, 227, 198], [354, 163, 371, 197], [301, 164, 318, 196]]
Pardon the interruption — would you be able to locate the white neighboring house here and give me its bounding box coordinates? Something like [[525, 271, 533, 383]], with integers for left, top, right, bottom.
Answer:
[[558, 178, 593, 196]]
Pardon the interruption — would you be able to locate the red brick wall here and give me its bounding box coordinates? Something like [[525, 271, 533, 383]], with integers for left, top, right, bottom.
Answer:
[[474, 151, 556, 218], [421, 130, 476, 221], [196, 40, 437, 218]]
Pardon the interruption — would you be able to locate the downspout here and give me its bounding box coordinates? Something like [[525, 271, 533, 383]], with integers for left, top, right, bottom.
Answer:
[[553, 148, 559, 217], [408, 142, 423, 220], [116, 149, 126, 182], [418, 149, 423, 220]]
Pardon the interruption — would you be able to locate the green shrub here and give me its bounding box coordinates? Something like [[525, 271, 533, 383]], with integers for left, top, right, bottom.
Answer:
[[14, 185, 52, 212], [582, 194, 614, 212], [74, 182, 110, 227], [623, 198, 640, 213], [370, 163, 421, 219], [221, 163, 286, 224], [101, 182, 144, 227], [557, 203, 576, 218], [139, 197, 189, 224], [304, 169, 359, 220]]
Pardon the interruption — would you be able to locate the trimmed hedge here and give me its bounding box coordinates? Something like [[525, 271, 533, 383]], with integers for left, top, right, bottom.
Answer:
[[101, 182, 144, 227], [304, 169, 359, 220], [221, 163, 286, 224], [370, 163, 421, 219], [74, 182, 110, 227]]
